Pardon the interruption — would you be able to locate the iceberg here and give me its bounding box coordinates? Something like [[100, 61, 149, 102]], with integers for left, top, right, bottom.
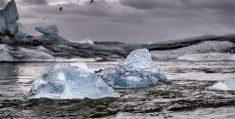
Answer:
[[0, 44, 54, 62], [78, 39, 95, 45], [35, 25, 59, 37], [151, 41, 235, 60], [0, 44, 14, 61], [28, 64, 120, 99], [15, 23, 27, 39], [100, 49, 167, 89], [208, 79, 235, 91], [15, 47, 54, 60]]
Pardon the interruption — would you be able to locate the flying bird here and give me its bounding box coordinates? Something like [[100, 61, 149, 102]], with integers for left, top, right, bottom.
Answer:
[[59, 7, 63, 12], [90, 0, 94, 5]]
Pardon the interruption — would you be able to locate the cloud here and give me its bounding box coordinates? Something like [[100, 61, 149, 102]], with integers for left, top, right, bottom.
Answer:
[[120, 0, 235, 11], [21, 0, 48, 5], [0, 0, 8, 8], [15, 0, 235, 43]]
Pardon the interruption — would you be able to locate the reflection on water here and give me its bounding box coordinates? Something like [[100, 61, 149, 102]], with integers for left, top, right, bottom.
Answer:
[[0, 63, 54, 100], [0, 61, 234, 118], [0, 63, 19, 81]]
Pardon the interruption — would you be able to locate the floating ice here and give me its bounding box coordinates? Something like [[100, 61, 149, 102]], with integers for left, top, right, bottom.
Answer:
[[28, 64, 120, 99], [78, 39, 94, 45], [35, 25, 59, 37], [151, 41, 235, 60], [0, 44, 54, 62], [15, 23, 27, 39], [15, 47, 54, 60], [100, 49, 167, 89], [208, 79, 235, 91], [0, 44, 14, 61]]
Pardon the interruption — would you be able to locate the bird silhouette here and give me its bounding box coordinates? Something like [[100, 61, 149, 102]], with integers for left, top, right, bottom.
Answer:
[[90, 0, 94, 5], [59, 7, 63, 12]]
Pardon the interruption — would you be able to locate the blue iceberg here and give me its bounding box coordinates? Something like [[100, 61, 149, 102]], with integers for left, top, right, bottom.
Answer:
[[100, 49, 167, 89], [28, 64, 120, 99]]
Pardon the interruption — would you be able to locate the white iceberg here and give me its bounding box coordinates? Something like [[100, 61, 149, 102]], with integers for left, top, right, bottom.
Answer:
[[151, 41, 235, 60], [100, 49, 167, 89], [208, 79, 235, 91], [28, 64, 120, 99], [77, 39, 95, 45]]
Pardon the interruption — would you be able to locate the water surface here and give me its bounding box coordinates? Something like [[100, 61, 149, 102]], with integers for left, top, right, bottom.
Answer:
[[0, 61, 235, 118]]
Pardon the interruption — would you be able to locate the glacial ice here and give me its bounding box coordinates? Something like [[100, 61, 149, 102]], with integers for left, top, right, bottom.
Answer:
[[0, 44, 54, 62], [78, 39, 95, 45], [100, 49, 167, 89], [16, 47, 54, 60], [15, 23, 27, 39], [151, 41, 235, 60], [0, 44, 14, 61], [208, 79, 235, 91], [28, 64, 120, 99], [35, 25, 59, 37]]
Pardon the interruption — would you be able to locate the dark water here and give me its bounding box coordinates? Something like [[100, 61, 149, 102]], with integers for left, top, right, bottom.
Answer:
[[0, 61, 235, 119]]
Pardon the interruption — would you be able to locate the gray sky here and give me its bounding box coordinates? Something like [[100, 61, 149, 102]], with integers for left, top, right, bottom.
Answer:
[[1, 0, 235, 43]]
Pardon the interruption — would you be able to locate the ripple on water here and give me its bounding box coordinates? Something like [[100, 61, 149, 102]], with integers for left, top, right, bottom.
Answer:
[[0, 61, 235, 118]]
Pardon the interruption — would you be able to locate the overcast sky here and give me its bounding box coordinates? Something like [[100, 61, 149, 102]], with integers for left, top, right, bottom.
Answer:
[[1, 0, 235, 43]]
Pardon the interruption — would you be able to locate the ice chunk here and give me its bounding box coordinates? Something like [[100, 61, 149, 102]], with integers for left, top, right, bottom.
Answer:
[[69, 62, 94, 73], [15, 23, 27, 39], [100, 49, 167, 89], [6, 22, 18, 35], [28, 64, 119, 99], [151, 41, 235, 60], [0, 44, 14, 61], [78, 39, 94, 45], [35, 25, 59, 37], [15, 47, 54, 60], [208, 79, 235, 91], [0, 45, 54, 62]]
